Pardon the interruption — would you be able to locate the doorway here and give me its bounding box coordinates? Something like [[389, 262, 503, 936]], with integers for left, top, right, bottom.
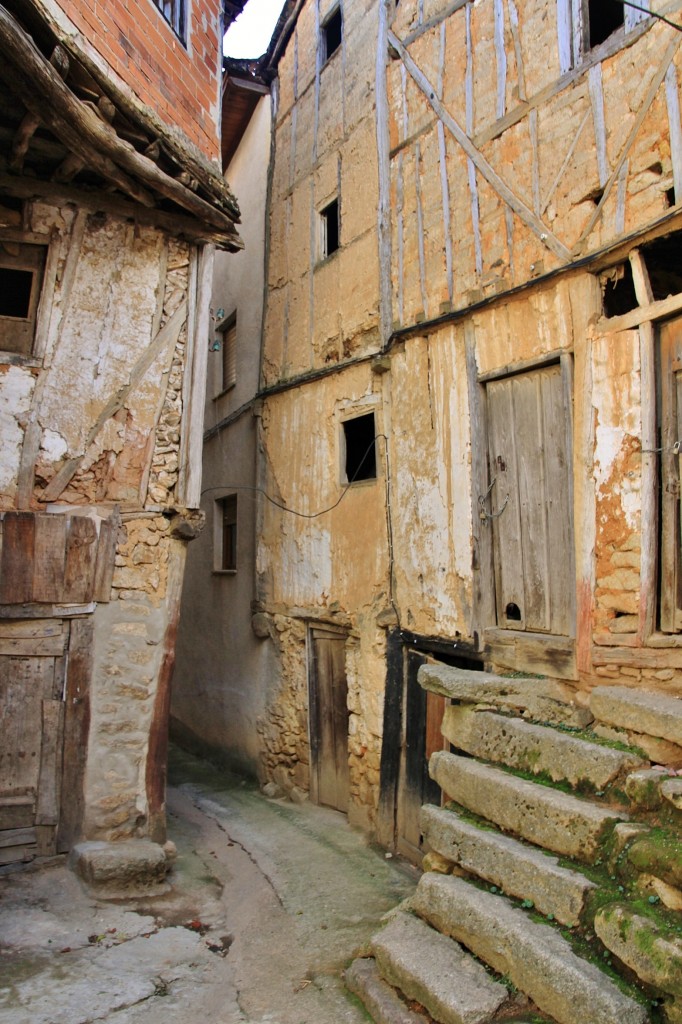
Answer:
[[308, 625, 350, 813], [485, 362, 574, 636]]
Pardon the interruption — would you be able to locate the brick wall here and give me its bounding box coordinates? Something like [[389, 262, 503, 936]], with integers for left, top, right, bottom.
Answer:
[[61, 0, 222, 159]]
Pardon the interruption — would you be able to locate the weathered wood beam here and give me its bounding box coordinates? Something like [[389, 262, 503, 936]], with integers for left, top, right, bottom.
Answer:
[[389, 29, 572, 262], [9, 44, 69, 171], [0, 6, 240, 235], [594, 289, 682, 334], [0, 172, 243, 250]]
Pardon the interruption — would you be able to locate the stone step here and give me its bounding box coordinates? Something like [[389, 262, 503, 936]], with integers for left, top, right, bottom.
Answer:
[[411, 873, 649, 1024], [371, 909, 509, 1024], [345, 958, 430, 1024], [440, 706, 645, 790], [590, 686, 682, 747], [429, 751, 627, 863], [420, 804, 596, 926], [418, 664, 593, 728]]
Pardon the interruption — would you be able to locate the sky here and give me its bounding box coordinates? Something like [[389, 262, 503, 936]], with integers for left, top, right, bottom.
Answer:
[[223, 0, 287, 58]]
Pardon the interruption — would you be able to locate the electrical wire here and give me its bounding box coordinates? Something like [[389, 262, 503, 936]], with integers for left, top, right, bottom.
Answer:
[[201, 435, 389, 519], [617, 0, 682, 32], [642, 440, 682, 453]]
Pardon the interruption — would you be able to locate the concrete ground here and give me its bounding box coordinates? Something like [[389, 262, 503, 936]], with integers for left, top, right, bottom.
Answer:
[[0, 747, 418, 1024]]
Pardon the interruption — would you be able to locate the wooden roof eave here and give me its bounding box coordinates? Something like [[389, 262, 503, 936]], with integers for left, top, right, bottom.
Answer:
[[0, 2, 242, 252]]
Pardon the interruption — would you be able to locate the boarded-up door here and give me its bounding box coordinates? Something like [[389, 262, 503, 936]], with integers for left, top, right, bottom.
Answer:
[[0, 619, 67, 865], [309, 627, 349, 813], [485, 363, 574, 635], [660, 317, 682, 631]]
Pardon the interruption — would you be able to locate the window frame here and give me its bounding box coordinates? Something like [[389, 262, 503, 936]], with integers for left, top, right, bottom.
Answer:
[[217, 312, 237, 395], [150, 0, 187, 44], [214, 494, 238, 574], [0, 235, 48, 362], [557, 0, 650, 71], [318, 198, 340, 262], [340, 410, 378, 485], [322, 6, 343, 65]]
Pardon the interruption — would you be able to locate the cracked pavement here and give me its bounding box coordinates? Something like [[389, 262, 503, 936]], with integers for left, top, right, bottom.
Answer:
[[0, 747, 417, 1023]]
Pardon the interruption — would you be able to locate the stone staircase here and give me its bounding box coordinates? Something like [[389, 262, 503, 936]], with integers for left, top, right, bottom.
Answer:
[[346, 668, 682, 1024]]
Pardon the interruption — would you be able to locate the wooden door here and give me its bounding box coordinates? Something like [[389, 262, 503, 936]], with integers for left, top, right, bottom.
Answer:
[[309, 627, 349, 813], [396, 650, 445, 862], [485, 363, 574, 635], [659, 317, 682, 632], [0, 619, 67, 865]]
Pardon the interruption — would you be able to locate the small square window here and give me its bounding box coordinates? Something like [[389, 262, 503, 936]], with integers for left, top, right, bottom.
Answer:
[[343, 413, 377, 483], [587, 0, 623, 49], [219, 315, 237, 392], [323, 8, 342, 62], [152, 0, 186, 42], [217, 495, 237, 572], [320, 199, 339, 259], [0, 240, 47, 357]]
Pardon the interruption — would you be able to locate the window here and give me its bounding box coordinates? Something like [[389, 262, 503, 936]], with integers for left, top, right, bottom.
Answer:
[[322, 8, 342, 62], [0, 240, 47, 357], [219, 315, 237, 392], [342, 413, 377, 483], [558, 0, 650, 70], [151, 0, 186, 41], [217, 495, 237, 572], [320, 199, 340, 260]]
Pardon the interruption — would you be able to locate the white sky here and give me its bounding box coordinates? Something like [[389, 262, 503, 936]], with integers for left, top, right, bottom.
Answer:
[[223, 0, 287, 58]]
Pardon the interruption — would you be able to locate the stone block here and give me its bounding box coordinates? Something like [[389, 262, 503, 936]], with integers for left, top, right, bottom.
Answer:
[[595, 904, 682, 1010], [593, 725, 682, 766], [429, 751, 627, 863], [590, 686, 682, 747], [70, 840, 170, 898], [441, 706, 644, 790], [418, 664, 593, 727], [661, 778, 682, 810], [371, 910, 509, 1024], [345, 957, 430, 1024], [626, 833, 682, 889], [421, 804, 595, 926], [422, 850, 454, 875], [412, 874, 648, 1024], [624, 769, 666, 809]]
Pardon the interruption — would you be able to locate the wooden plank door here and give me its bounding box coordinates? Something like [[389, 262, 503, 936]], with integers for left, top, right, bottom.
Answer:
[[485, 364, 574, 635], [309, 628, 350, 813], [0, 619, 68, 865], [659, 317, 682, 631]]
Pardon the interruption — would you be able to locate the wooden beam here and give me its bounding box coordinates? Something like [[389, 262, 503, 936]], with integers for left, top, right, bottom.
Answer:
[[0, 8, 240, 235], [574, 34, 682, 253], [594, 289, 682, 334], [389, 30, 572, 263], [9, 45, 69, 172]]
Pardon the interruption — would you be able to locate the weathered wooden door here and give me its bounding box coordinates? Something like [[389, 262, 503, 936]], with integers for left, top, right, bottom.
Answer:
[[309, 627, 349, 813], [0, 620, 67, 865], [485, 363, 574, 635], [659, 316, 682, 631]]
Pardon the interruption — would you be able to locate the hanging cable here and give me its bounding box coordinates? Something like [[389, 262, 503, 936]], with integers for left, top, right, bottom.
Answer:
[[642, 440, 682, 454], [201, 435, 389, 519], [616, 0, 682, 32]]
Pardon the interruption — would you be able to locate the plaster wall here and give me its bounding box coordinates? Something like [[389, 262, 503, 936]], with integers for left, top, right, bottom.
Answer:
[[172, 96, 274, 777]]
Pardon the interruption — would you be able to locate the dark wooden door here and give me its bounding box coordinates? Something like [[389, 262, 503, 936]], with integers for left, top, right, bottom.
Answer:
[[486, 364, 574, 635], [659, 317, 682, 631], [309, 628, 349, 813], [396, 651, 445, 862]]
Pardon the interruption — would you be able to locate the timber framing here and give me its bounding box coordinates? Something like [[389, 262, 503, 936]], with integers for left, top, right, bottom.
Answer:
[[0, 1, 243, 251]]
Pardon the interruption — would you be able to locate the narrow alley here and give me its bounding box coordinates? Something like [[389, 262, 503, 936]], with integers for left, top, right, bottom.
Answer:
[[0, 748, 417, 1024]]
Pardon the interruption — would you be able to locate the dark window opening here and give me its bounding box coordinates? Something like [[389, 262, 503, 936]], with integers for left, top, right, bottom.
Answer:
[[588, 0, 624, 48], [0, 269, 34, 319], [641, 233, 682, 300], [602, 263, 638, 317], [343, 413, 377, 482], [220, 315, 237, 392], [321, 198, 339, 258], [323, 8, 342, 61], [219, 495, 237, 571], [666, 188, 676, 209], [152, 0, 186, 41]]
